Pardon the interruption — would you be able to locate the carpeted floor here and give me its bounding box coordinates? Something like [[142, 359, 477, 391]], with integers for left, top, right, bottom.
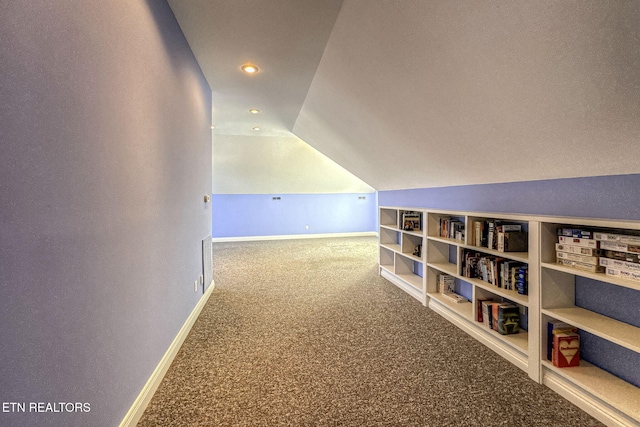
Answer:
[[138, 236, 603, 426]]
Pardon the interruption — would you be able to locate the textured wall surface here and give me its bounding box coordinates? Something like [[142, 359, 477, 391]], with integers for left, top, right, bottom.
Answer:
[[379, 174, 640, 221], [0, 1, 211, 426]]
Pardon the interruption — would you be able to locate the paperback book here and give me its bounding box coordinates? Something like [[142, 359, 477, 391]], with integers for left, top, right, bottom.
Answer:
[[481, 300, 495, 329], [477, 298, 492, 323], [438, 274, 456, 294]]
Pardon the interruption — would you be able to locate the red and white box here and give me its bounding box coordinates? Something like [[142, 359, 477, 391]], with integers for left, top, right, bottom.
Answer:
[[552, 332, 580, 368]]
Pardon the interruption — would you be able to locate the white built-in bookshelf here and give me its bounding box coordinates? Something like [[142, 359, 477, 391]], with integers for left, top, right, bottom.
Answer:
[[378, 207, 426, 304], [378, 207, 640, 427]]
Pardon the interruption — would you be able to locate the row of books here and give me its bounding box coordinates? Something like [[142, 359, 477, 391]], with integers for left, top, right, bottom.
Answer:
[[557, 227, 640, 246], [478, 299, 520, 335], [438, 274, 468, 303], [555, 242, 604, 273], [547, 320, 580, 368], [556, 227, 640, 281], [472, 220, 527, 252], [438, 217, 464, 242], [462, 250, 528, 294]]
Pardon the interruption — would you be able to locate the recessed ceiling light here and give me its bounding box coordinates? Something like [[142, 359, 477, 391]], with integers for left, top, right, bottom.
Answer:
[[249, 108, 260, 114], [252, 126, 261, 131], [241, 64, 259, 74], [210, 125, 215, 129]]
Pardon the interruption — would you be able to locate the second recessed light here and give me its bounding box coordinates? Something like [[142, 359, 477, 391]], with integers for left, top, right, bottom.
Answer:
[[252, 126, 261, 131], [249, 108, 260, 114], [241, 64, 259, 74]]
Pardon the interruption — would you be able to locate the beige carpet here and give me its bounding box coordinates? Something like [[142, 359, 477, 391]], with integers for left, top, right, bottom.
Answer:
[[138, 236, 602, 426]]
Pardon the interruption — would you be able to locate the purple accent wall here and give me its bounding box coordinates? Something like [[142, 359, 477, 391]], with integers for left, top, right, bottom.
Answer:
[[379, 174, 640, 387], [379, 174, 640, 221], [0, 2, 211, 426], [212, 193, 377, 238]]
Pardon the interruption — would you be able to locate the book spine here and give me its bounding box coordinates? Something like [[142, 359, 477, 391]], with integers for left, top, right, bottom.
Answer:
[[555, 243, 601, 256], [605, 267, 640, 282], [488, 222, 495, 249], [594, 232, 640, 244], [599, 257, 640, 272], [559, 228, 593, 239], [602, 250, 640, 263], [558, 236, 599, 248], [556, 251, 599, 265], [599, 240, 640, 254], [516, 266, 528, 295], [557, 258, 605, 273]]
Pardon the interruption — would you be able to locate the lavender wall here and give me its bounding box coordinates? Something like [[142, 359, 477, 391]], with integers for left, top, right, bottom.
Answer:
[[212, 193, 377, 238], [379, 174, 640, 221], [379, 174, 640, 387], [0, 2, 211, 426]]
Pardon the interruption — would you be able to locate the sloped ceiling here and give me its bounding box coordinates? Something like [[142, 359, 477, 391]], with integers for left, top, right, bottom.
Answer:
[[212, 134, 374, 194], [168, 0, 344, 135], [170, 1, 640, 192]]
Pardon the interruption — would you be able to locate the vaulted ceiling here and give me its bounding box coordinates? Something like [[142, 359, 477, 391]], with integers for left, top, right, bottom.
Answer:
[[168, 0, 640, 192]]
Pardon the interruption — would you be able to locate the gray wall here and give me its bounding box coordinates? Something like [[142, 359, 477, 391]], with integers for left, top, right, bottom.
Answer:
[[0, 1, 212, 426], [295, 0, 640, 190]]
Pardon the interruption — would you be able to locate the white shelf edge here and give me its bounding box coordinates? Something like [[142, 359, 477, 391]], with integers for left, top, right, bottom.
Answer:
[[379, 224, 398, 230], [380, 269, 424, 304], [426, 235, 463, 245], [427, 262, 457, 276], [396, 272, 423, 290], [380, 243, 401, 253], [402, 229, 424, 237], [541, 262, 640, 292], [398, 252, 423, 263], [541, 307, 640, 354], [426, 292, 473, 321], [542, 361, 640, 426], [460, 275, 529, 307]]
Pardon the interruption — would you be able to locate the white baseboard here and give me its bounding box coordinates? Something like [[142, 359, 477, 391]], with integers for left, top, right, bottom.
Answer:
[[119, 279, 216, 427], [543, 372, 640, 427], [212, 231, 377, 242]]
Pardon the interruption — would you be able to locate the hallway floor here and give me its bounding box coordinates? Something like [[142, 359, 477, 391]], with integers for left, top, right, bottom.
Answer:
[[139, 237, 602, 426]]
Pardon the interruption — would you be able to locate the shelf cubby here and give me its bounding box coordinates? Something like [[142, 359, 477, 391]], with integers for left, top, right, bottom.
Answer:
[[539, 219, 640, 427], [379, 226, 400, 253], [402, 232, 423, 261], [378, 207, 426, 305], [395, 253, 423, 290], [380, 207, 398, 228]]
